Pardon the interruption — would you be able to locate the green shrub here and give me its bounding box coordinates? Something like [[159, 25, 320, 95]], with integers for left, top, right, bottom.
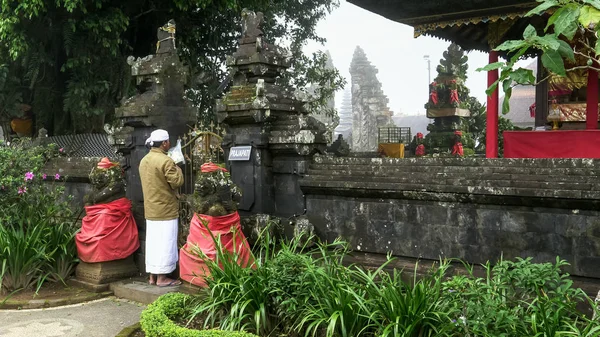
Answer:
[[355, 262, 454, 337], [189, 224, 283, 335], [184, 221, 600, 337], [0, 142, 78, 294], [141, 292, 259, 337], [440, 257, 600, 336]]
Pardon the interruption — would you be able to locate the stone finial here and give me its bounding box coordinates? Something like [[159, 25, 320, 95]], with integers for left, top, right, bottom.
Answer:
[[156, 19, 176, 54], [241, 9, 264, 39]]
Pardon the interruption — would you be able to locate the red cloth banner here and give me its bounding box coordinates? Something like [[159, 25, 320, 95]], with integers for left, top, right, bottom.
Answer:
[[504, 130, 600, 158], [76, 198, 139, 263], [179, 211, 253, 287]]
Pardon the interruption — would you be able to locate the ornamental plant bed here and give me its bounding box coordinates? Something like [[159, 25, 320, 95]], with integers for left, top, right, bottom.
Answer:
[[137, 221, 600, 337], [0, 143, 79, 299]]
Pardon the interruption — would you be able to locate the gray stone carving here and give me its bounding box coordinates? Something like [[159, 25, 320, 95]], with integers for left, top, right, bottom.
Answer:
[[217, 10, 328, 219]]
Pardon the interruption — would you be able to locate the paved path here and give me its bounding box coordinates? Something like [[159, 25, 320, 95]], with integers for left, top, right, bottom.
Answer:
[[0, 297, 145, 337]]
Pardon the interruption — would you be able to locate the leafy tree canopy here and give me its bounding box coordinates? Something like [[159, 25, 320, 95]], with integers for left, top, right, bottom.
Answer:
[[480, 0, 600, 114], [0, 0, 343, 135]]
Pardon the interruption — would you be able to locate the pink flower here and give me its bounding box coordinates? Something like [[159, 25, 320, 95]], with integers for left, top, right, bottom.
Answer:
[[24, 171, 34, 181], [18, 186, 27, 194], [42, 173, 47, 180], [54, 173, 61, 180], [59, 148, 64, 153]]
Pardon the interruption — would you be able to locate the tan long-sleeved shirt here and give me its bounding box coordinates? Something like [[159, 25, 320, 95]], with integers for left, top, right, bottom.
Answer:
[[139, 148, 184, 220]]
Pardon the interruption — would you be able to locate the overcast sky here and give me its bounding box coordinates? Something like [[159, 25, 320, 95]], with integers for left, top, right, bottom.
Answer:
[[305, 1, 531, 117]]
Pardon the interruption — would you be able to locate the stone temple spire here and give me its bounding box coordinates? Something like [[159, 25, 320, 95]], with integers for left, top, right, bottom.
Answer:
[[350, 46, 394, 152], [308, 50, 338, 142], [335, 88, 352, 140]]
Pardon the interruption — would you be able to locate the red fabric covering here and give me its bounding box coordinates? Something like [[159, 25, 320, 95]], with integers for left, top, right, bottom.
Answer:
[[179, 211, 253, 287], [504, 130, 600, 158], [415, 144, 425, 157], [97, 157, 117, 169], [201, 162, 228, 173], [449, 89, 460, 104], [429, 91, 438, 105], [452, 142, 464, 157], [76, 198, 139, 263]]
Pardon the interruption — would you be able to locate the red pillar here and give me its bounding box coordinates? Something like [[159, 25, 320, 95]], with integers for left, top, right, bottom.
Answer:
[[586, 68, 598, 129], [486, 51, 499, 158]]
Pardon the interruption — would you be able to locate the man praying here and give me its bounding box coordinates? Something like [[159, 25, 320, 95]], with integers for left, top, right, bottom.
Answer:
[[139, 129, 184, 287]]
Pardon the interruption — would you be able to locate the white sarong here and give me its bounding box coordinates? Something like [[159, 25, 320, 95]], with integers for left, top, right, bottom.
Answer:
[[145, 218, 179, 274]]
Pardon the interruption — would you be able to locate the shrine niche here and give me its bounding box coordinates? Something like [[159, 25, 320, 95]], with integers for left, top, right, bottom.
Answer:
[[545, 51, 600, 129]]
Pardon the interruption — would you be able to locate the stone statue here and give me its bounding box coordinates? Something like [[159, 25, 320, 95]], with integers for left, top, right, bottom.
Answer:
[[327, 134, 350, 157], [84, 158, 126, 206], [241, 9, 264, 38], [192, 163, 242, 216], [75, 157, 139, 286]]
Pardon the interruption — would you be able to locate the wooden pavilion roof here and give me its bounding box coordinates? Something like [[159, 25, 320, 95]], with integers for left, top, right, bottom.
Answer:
[[347, 0, 541, 52]]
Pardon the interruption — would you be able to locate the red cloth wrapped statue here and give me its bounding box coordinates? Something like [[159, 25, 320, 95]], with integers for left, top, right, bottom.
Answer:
[[179, 212, 253, 287], [179, 162, 253, 287], [429, 82, 439, 105], [76, 158, 139, 263], [416, 144, 426, 156], [449, 89, 460, 104], [452, 131, 464, 157]]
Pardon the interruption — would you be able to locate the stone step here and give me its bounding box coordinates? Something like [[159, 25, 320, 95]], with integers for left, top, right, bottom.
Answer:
[[306, 169, 600, 183], [302, 174, 597, 192], [110, 279, 181, 304], [299, 179, 600, 200], [308, 163, 600, 177], [313, 156, 600, 169]]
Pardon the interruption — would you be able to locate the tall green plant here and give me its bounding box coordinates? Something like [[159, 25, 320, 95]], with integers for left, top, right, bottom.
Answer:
[[44, 221, 79, 283], [0, 222, 49, 292], [440, 257, 598, 336], [354, 261, 454, 337]]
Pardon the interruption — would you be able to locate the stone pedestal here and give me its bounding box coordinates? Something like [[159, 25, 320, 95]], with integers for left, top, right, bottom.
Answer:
[[72, 257, 138, 292]]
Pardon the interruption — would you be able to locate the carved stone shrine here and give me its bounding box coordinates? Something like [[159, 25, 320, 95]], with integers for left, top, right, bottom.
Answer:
[[217, 9, 328, 220], [113, 20, 197, 273]]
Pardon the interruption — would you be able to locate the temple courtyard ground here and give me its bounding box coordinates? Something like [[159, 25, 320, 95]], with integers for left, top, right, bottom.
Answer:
[[0, 278, 185, 337], [0, 298, 144, 337]]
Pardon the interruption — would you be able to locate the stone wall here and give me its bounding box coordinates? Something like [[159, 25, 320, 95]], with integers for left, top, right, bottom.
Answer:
[[44, 157, 99, 210], [300, 156, 600, 279]]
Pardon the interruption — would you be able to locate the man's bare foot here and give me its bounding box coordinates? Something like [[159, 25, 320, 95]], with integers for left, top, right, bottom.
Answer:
[[148, 274, 156, 285], [156, 278, 182, 287]]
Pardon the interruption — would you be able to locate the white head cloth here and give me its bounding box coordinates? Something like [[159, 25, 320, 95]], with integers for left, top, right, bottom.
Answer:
[[145, 129, 170, 146]]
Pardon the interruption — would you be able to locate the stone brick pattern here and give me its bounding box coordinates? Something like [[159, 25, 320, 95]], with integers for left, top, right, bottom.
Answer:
[[300, 156, 600, 278]]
